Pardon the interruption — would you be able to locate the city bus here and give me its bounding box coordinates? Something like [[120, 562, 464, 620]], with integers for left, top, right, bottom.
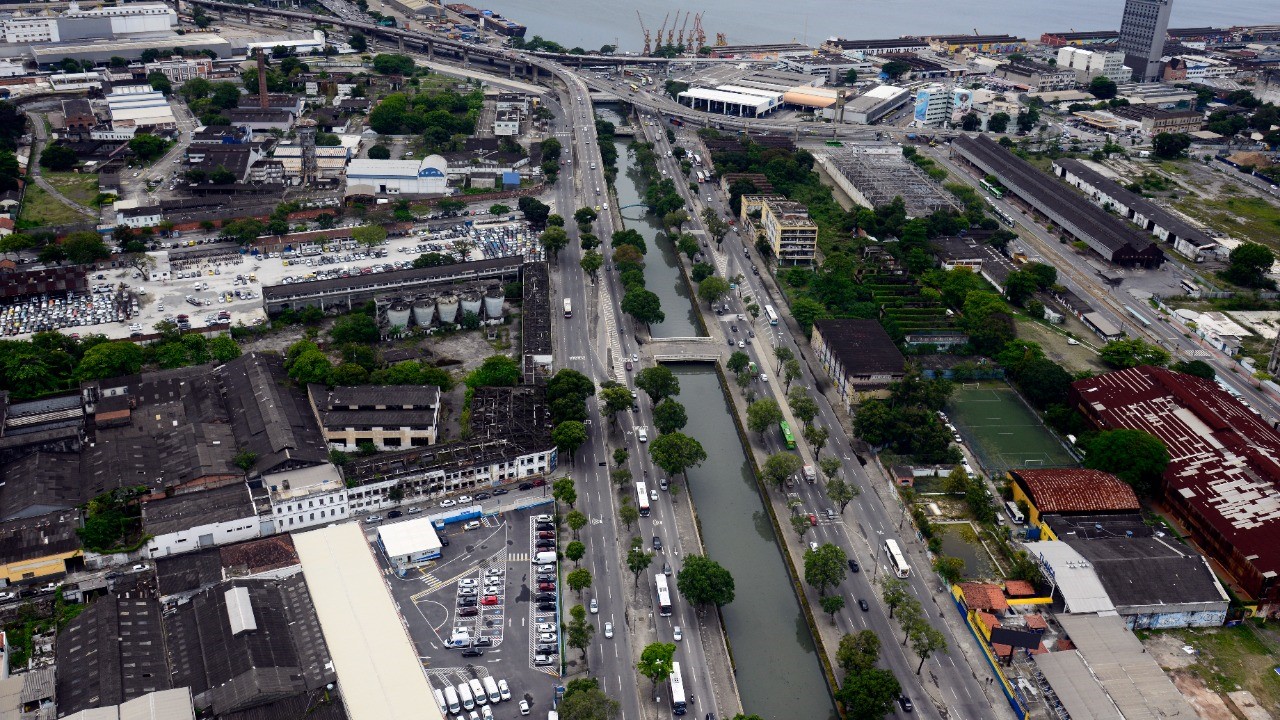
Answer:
[[629, 83, 639, 93], [692, 153, 702, 166], [696, 171, 706, 183], [764, 304, 779, 326], [779, 421, 796, 450], [636, 481, 651, 517], [980, 179, 1004, 198], [669, 661, 688, 716], [655, 573, 673, 616], [884, 539, 911, 578], [563, 298, 572, 318]]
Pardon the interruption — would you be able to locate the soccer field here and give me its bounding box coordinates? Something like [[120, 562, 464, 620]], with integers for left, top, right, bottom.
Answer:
[[947, 381, 1078, 475]]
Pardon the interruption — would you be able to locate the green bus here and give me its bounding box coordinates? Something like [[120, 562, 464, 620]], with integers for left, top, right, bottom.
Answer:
[[779, 421, 796, 449]]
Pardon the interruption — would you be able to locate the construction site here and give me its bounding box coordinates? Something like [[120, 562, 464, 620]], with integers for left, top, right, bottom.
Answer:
[[817, 145, 963, 218]]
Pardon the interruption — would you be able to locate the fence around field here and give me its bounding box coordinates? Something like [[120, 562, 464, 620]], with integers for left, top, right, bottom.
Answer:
[[947, 381, 1079, 478]]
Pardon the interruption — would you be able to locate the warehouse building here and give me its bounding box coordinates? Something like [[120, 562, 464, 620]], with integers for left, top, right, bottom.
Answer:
[[1071, 365, 1280, 615], [811, 319, 906, 411], [953, 135, 1163, 267], [30, 35, 234, 65], [376, 517, 443, 576], [1052, 158, 1218, 260], [822, 37, 928, 55], [105, 88, 176, 131], [677, 86, 781, 117], [820, 145, 961, 217], [142, 483, 263, 559], [306, 384, 441, 451], [345, 155, 449, 196], [842, 84, 911, 124]]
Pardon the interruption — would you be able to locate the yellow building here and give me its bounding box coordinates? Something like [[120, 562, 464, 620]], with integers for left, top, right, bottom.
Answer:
[[1006, 468, 1140, 531], [759, 197, 818, 266], [0, 511, 82, 585]]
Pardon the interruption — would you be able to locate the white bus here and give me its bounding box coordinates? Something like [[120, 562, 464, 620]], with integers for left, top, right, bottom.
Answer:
[[670, 661, 688, 716], [655, 573, 673, 616], [696, 170, 706, 183], [1004, 501, 1025, 525], [692, 153, 702, 166], [636, 481, 651, 517], [563, 298, 572, 318], [884, 539, 911, 578], [764, 304, 779, 326]]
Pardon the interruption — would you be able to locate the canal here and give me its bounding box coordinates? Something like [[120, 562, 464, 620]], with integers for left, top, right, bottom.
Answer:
[[599, 109, 702, 338], [671, 364, 837, 720]]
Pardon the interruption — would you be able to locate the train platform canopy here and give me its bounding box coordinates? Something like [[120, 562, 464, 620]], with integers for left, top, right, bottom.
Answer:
[[294, 522, 444, 720]]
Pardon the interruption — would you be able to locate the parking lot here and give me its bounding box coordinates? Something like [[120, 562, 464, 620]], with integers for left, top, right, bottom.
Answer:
[[379, 504, 563, 719], [9, 215, 542, 342]]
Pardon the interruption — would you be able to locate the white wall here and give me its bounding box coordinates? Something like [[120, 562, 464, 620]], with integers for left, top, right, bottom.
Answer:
[[271, 489, 350, 532], [146, 516, 261, 558]]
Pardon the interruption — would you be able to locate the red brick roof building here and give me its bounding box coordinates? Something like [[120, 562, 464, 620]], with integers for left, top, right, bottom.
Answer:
[[1071, 366, 1280, 614], [1008, 468, 1141, 525], [960, 582, 1010, 613], [1003, 579, 1037, 597]]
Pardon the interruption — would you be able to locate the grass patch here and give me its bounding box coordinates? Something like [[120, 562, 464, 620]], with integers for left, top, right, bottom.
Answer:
[[1158, 160, 1189, 175], [1178, 192, 1280, 250], [44, 172, 100, 207], [1158, 624, 1280, 709], [18, 183, 95, 228]]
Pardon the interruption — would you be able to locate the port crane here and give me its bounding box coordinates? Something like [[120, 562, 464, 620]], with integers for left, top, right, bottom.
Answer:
[[655, 12, 669, 52], [691, 12, 706, 51], [677, 11, 690, 47], [667, 10, 680, 46], [637, 10, 651, 56]]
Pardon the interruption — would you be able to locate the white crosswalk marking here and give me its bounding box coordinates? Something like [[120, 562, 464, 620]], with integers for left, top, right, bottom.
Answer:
[[508, 552, 529, 562]]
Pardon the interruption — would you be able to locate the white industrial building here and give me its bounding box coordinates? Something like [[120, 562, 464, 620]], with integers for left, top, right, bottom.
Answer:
[[142, 483, 264, 559], [275, 144, 350, 182], [913, 84, 953, 126], [376, 517, 443, 576], [294, 523, 447, 720], [267, 464, 351, 533], [677, 85, 781, 117], [0, 1, 175, 44], [345, 155, 449, 195], [841, 84, 911, 124], [493, 109, 520, 136], [1056, 46, 1130, 83], [247, 30, 328, 56], [106, 87, 176, 130]]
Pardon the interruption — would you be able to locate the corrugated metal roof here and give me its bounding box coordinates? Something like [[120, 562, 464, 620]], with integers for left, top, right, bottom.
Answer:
[[295, 523, 445, 720], [1033, 651, 1122, 719], [376, 517, 441, 558], [118, 688, 196, 720], [1012, 469, 1140, 514], [1030, 541, 1115, 614], [1054, 614, 1196, 720]]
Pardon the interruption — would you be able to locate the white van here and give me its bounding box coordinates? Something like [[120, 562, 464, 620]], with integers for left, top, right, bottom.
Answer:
[[483, 676, 501, 703], [637, 426, 648, 443], [469, 679, 487, 705], [534, 551, 557, 565], [434, 689, 447, 716], [457, 682, 475, 710], [444, 686, 461, 714]]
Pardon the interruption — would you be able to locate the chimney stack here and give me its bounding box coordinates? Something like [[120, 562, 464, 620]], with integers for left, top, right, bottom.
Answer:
[[256, 49, 269, 109]]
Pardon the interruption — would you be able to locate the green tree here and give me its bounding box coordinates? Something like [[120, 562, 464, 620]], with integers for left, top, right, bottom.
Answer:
[[1081, 428, 1169, 497], [910, 623, 948, 674], [881, 60, 911, 80], [567, 567, 593, 597], [565, 540, 586, 565], [697, 276, 730, 306], [726, 351, 750, 374], [540, 225, 570, 261], [580, 249, 603, 279], [746, 398, 783, 436], [804, 542, 848, 595], [821, 594, 846, 623], [662, 210, 689, 232], [465, 354, 520, 389], [349, 32, 368, 51], [627, 541, 655, 588], [1152, 132, 1191, 159], [637, 642, 676, 697], [77, 341, 145, 381], [600, 385, 633, 424], [1088, 76, 1118, 99], [566, 509, 588, 539], [61, 232, 111, 265], [1223, 242, 1276, 288], [652, 399, 688, 434], [826, 476, 859, 513], [367, 144, 391, 159], [820, 456, 842, 482], [553, 476, 578, 508], [636, 365, 680, 403], [557, 679, 617, 720], [880, 577, 909, 618], [565, 605, 595, 666], [1099, 338, 1170, 369], [676, 554, 735, 607], [783, 358, 802, 391], [128, 134, 170, 162], [648, 431, 707, 481], [613, 447, 629, 466], [762, 451, 803, 489], [835, 667, 901, 720], [574, 207, 598, 224], [791, 514, 812, 538], [960, 112, 981, 131], [837, 630, 882, 675], [987, 112, 1011, 133], [788, 387, 819, 425], [621, 287, 665, 327], [352, 224, 387, 248], [329, 312, 380, 344], [618, 502, 640, 531], [1171, 359, 1215, 380], [39, 142, 79, 171], [804, 423, 830, 459], [932, 555, 965, 585]]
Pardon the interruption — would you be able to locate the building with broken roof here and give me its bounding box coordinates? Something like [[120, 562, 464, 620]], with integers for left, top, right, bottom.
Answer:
[[165, 575, 334, 715], [55, 587, 170, 715], [1072, 365, 1280, 614], [142, 484, 265, 559], [156, 535, 299, 602], [305, 385, 441, 452], [811, 319, 906, 410], [217, 354, 329, 477]]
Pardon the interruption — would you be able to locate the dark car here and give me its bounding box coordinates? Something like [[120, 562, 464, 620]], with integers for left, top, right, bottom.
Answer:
[[535, 540, 555, 549], [387, 510, 403, 519], [652, 536, 662, 551], [518, 482, 534, 491], [848, 559, 860, 573], [897, 696, 913, 712], [493, 488, 509, 496], [536, 593, 556, 602], [439, 533, 450, 547], [458, 607, 479, 617], [535, 523, 555, 531], [474, 492, 491, 500], [537, 531, 556, 539], [458, 597, 478, 607], [632, 402, 640, 412], [730, 325, 738, 333], [472, 637, 493, 647], [858, 598, 870, 612], [536, 574, 555, 583], [535, 644, 558, 654], [537, 602, 557, 612], [727, 338, 735, 346], [461, 648, 484, 657]]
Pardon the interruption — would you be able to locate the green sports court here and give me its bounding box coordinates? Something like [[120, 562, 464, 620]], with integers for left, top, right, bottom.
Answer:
[[946, 381, 1079, 476]]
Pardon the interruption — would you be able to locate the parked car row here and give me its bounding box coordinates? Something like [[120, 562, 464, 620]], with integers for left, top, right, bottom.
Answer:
[[2, 290, 135, 337], [529, 514, 559, 667]]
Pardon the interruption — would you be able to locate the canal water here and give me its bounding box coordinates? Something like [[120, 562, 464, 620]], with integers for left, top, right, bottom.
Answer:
[[598, 109, 702, 339], [671, 364, 837, 720]]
